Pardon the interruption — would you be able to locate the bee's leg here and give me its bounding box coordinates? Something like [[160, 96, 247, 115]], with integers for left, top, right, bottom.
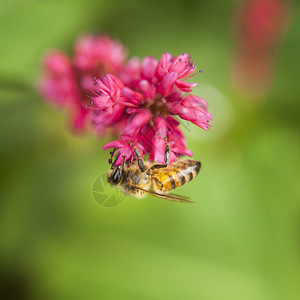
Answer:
[[108, 148, 116, 165], [151, 144, 170, 170], [121, 155, 128, 180], [131, 144, 145, 172], [110, 152, 120, 169]]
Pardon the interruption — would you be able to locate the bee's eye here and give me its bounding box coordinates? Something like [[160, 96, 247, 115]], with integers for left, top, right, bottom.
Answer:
[[111, 167, 121, 184]]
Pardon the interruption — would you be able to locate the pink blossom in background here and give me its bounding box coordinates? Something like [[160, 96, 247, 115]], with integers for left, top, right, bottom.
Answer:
[[40, 51, 80, 108], [232, 0, 291, 96], [74, 35, 127, 92], [39, 35, 127, 132], [89, 52, 212, 165]]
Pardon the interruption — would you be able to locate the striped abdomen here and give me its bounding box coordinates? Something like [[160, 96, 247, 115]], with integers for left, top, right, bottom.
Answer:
[[151, 160, 201, 193]]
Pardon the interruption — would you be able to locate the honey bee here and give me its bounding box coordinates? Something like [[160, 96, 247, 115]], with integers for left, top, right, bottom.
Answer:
[[107, 144, 201, 203]]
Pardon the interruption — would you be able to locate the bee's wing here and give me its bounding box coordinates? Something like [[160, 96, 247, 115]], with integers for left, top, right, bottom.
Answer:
[[167, 193, 192, 201], [135, 187, 194, 204]]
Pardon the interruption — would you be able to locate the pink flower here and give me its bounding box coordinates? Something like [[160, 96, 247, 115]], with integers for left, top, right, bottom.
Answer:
[[232, 0, 291, 95], [39, 34, 127, 133], [156, 53, 200, 93], [103, 135, 145, 166], [167, 95, 212, 130], [39, 51, 80, 108], [88, 74, 136, 130], [101, 52, 212, 165], [74, 35, 127, 91], [39, 35, 212, 165]]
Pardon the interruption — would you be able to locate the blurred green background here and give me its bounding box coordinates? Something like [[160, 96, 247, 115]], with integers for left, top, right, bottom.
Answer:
[[1, 0, 300, 299]]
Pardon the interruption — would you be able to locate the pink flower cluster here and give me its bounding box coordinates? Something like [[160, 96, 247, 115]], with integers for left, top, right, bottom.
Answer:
[[39, 35, 126, 132], [39, 34, 212, 165]]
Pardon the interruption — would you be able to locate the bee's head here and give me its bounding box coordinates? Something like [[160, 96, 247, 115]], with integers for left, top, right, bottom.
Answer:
[[107, 165, 122, 185]]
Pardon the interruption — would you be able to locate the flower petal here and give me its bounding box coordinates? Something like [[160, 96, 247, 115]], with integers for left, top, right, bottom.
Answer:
[[139, 80, 156, 100], [141, 56, 158, 82], [156, 52, 172, 79], [124, 109, 152, 136], [103, 139, 127, 150], [121, 87, 143, 104], [150, 136, 166, 163], [157, 72, 178, 96]]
